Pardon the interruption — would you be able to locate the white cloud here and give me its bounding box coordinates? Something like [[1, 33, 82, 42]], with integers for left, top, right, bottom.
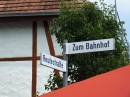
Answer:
[[90, 0, 130, 15]]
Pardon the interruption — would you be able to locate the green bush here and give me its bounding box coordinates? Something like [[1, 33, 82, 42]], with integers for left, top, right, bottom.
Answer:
[[44, 0, 129, 91]]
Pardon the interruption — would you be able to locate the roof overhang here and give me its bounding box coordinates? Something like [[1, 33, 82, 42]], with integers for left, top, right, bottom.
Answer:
[[0, 12, 60, 17]]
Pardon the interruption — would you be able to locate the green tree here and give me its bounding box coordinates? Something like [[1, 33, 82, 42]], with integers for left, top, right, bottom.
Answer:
[[45, 0, 129, 91]]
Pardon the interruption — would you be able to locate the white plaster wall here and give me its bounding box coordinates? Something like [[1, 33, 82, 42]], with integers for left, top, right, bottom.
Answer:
[[0, 61, 32, 97], [0, 22, 32, 58], [0, 21, 62, 97]]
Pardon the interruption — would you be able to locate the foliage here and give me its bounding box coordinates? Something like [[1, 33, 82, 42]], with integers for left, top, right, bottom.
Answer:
[[44, 0, 130, 91], [45, 72, 63, 91], [34, 91, 40, 97]]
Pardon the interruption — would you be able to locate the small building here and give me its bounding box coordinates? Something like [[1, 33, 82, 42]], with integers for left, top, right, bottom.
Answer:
[[0, 0, 63, 97]]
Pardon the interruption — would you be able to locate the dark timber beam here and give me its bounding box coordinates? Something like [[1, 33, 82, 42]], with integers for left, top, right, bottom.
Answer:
[[0, 57, 32, 61], [43, 21, 60, 78], [0, 56, 62, 62], [32, 21, 37, 97]]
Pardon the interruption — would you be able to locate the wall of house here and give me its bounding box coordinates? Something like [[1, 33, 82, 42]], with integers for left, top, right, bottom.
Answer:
[[0, 21, 62, 97]]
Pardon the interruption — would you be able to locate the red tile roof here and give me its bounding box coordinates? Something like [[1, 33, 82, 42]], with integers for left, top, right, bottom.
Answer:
[[0, 0, 97, 17], [0, 0, 61, 17]]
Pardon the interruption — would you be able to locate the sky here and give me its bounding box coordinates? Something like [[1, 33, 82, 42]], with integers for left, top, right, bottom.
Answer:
[[90, 0, 130, 42]]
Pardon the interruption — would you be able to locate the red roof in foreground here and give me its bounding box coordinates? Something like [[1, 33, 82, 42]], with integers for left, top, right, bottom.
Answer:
[[39, 64, 130, 97]]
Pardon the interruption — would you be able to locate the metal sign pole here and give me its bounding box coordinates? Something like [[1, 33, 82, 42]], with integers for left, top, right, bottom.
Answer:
[[114, 0, 117, 20], [63, 39, 68, 87]]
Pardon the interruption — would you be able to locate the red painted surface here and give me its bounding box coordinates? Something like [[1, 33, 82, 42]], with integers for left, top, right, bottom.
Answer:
[[39, 64, 130, 97]]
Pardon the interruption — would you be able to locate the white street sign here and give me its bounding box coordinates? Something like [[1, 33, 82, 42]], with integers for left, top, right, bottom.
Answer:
[[40, 53, 66, 72], [66, 38, 115, 54]]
